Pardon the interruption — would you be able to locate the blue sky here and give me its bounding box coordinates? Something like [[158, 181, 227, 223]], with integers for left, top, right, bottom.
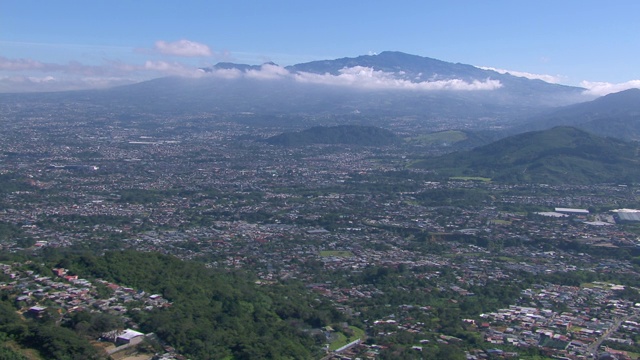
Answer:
[[2, 0, 639, 94]]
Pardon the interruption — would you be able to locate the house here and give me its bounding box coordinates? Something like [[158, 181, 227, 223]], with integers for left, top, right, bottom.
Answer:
[[116, 329, 145, 346], [52, 268, 66, 277], [28, 306, 48, 318], [64, 275, 78, 281]]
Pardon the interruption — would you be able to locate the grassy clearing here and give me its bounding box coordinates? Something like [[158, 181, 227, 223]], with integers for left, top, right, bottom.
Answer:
[[581, 283, 599, 289], [405, 130, 468, 146], [328, 326, 365, 351], [460, 252, 484, 257], [320, 250, 354, 257], [329, 333, 347, 351], [449, 176, 492, 182], [490, 219, 512, 225]]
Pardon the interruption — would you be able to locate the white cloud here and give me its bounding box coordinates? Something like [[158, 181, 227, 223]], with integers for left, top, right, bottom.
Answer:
[[144, 60, 183, 72], [205, 67, 243, 79], [0, 75, 137, 92], [0, 55, 206, 91], [245, 63, 290, 80], [144, 60, 211, 78], [293, 66, 502, 91], [0, 55, 206, 79], [580, 80, 640, 96], [27, 75, 56, 83], [0, 54, 215, 91], [231, 64, 501, 91], [0, 56, 131, 77], [154, 39, 212, 57], [0, 56, 48, 71], [477, 66, 564, 84]]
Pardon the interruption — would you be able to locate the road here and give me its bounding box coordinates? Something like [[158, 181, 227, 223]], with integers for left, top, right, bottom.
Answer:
[[586, 315, 631, 359]]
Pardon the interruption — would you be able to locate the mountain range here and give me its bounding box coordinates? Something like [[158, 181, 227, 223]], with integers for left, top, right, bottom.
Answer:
[[202, 51, 589, 120], [1, 51, 594, 131]]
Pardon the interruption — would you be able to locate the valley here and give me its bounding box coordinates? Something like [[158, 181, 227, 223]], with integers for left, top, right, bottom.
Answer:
[[2, 98, 640, 359]]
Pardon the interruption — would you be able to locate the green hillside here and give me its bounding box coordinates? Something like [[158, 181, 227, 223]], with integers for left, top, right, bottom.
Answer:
[[65, 251, 340, 359], [412, 126, 640, 184], [517, 88, 640, 141]]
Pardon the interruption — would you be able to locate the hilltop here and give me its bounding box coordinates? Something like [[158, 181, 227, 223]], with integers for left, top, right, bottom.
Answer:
[[516, 88, 640, 140], [412, 126, 640, 184]]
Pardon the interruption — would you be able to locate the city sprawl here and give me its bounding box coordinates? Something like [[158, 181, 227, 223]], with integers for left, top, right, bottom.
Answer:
[[2, 102, 640, 360]]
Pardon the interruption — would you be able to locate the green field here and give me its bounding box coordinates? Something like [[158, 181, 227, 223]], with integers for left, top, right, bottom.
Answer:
[[328, 326, 365, 351], [320, 250, 354, 257], [405, 130, 468, 146], [449, 176, 492, 182], [490, 219, 512, 225]]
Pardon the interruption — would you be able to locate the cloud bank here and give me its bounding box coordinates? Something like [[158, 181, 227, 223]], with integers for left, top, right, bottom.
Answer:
[[477, 65, 640, 96], [143, 60, 205, 77], [580, 80, 640, 96], [293, 66, 502, 91], [214, 64, 502, 91], [245, 63, 291, 80], [153, 39, 212, 57], [477, 66, 564, 84], [0, 55, 207, 92], [0, 75, 137, 93], [0, 56, 48, 71]]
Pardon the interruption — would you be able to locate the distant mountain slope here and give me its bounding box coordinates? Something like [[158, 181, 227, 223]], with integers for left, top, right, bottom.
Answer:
[[113, 51, 587, 118], [264, 125, 400, 146], [287, 51, 587, 106], [288, 51, 489, 80], [0, 51, 592, 130], [516, 88, 640, 140], [413, 126, 640, 184]]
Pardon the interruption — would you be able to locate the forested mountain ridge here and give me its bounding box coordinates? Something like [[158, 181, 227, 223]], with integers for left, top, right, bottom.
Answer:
[[516, 88, 640, 140], [412, 126, 640, 184]]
